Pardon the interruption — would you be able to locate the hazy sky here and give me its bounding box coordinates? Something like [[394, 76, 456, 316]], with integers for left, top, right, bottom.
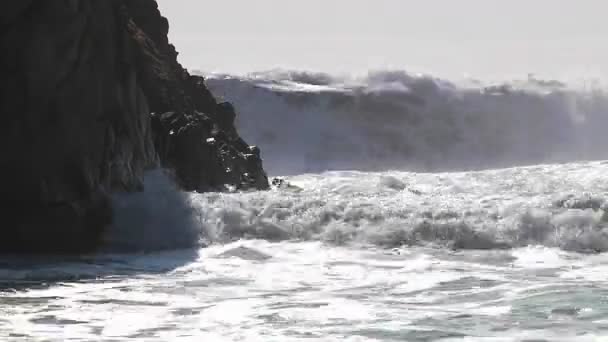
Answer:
[[157, 0, 607, 80]]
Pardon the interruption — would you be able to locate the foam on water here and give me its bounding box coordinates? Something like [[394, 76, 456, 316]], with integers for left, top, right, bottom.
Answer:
[[3, 240, 608, 341], [4, 161, 608, 340], [140, 160, 608, 253], [99, 161, 608, 254]]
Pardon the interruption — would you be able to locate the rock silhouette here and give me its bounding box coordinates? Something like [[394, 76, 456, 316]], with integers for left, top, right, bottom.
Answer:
[[0, 0, 268, 253]]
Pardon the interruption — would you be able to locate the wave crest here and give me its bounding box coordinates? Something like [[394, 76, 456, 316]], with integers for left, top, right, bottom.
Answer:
[[205, 69, 608, 175]]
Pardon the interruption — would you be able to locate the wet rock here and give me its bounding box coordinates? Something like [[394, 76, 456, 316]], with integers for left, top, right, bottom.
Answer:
[[152, 111, 268, 191], [553, 195, 605, 211], [271, 177, 303, 192], [215, 102, 238, 133], [272, 178, 285, 188]]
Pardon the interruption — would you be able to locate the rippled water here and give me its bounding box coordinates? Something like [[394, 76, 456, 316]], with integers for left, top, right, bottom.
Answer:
[[2, 243, 608, 341], [3, 161, 608, 341]]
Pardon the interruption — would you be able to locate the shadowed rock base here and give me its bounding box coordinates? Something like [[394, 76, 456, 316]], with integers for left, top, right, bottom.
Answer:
[[0, 194, 111, 254]]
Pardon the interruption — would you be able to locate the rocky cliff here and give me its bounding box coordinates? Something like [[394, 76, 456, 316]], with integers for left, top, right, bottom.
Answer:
[[0, 0, 268, 254]]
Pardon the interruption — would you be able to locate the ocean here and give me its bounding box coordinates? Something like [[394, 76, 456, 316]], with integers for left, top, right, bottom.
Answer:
[[3, 70, 608, 341]]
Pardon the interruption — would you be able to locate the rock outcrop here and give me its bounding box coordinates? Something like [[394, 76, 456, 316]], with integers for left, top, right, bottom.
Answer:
[[0, 0, 268, 253]]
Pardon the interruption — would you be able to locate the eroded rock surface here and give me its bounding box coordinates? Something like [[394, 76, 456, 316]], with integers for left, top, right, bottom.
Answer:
[[0, 0, 268, 253]]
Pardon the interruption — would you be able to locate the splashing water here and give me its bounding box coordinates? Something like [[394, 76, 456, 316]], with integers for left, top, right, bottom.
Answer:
[[3, 71, 608, 341], [206, 70, 608, 175]]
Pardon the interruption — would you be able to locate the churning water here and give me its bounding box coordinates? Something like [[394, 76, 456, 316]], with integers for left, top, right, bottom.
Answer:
[[3, 71, 608, 341]]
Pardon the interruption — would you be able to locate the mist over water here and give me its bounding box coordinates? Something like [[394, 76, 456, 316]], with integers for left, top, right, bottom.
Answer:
[[205, 70, 608, 175], [105, 170, 205, 252]]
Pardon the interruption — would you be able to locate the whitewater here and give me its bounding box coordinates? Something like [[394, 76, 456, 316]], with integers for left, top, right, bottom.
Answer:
[[3, 70, 608, 341]]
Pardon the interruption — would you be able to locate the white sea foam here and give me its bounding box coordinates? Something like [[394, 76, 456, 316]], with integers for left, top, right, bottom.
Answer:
[[178, 160, 608, 253]]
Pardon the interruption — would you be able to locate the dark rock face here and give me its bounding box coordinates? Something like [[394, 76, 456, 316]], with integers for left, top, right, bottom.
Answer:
[[151, 110, 268, 192], [123, 0, 268, 192], [0, 0, 268, 253]]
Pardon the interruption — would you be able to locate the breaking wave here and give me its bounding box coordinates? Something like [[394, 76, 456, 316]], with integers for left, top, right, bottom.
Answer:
[[105, 170, 205, 252], [189, 161, 608, 253], [106, 162, 608, 254], [205, 69, 608, 175], [105, 70, 608, 254]]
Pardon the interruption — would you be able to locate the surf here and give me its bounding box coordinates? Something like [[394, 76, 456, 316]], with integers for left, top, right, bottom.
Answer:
[[205, 69, 608, 175]]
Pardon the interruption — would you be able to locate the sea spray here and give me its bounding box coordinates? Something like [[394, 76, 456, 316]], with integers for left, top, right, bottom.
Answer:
[[206, 70, 608, 175], [105, 170, 206, 252], [187, 162, 608, 253]]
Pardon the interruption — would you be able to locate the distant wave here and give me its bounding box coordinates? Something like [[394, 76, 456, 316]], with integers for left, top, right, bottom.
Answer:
[[204, 69, 608, 175], [103, 71, 608, 254]]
